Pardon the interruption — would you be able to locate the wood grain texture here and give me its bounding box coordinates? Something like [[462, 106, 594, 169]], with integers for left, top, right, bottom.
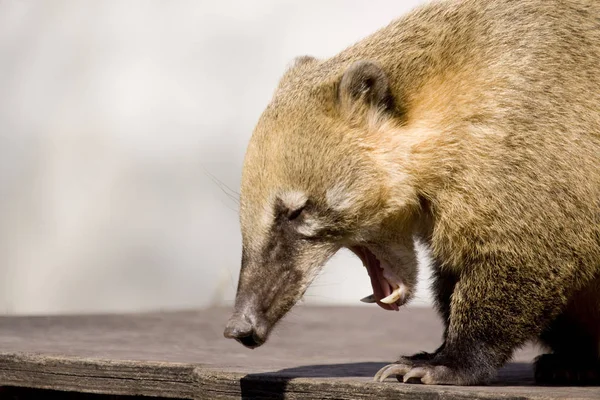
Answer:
[[0, 306, 598, 399]]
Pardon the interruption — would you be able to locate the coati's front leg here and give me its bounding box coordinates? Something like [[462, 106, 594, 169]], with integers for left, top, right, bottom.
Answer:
[[376, 260, 568, 385], [397, 266, 456, 364]]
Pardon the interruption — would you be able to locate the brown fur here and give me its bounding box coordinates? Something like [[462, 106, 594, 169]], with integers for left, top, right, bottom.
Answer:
[[225, 0, 600, 385]]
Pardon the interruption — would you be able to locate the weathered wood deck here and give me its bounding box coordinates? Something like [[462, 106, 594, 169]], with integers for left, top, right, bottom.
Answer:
[[0, 306, 597, 399]]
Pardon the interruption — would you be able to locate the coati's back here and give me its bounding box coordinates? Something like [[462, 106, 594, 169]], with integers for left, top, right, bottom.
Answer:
[[418, 0, 600, 279]]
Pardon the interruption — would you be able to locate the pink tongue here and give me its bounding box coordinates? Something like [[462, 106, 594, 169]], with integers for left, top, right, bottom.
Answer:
[[351, 246, 398, 311]]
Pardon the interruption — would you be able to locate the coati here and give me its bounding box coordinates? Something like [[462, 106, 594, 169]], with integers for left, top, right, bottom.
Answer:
[[224, 0, 600, 386]]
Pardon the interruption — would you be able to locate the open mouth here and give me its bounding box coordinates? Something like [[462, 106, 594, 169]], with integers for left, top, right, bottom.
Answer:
[[350, 246, 407, 311]]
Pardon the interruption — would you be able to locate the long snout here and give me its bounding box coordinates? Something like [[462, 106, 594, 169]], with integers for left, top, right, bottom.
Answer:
[[223, 311, 266, 349], [225, 241, 337, 350]]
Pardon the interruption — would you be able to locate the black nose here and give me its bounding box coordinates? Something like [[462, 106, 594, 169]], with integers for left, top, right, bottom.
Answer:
[[223, 313, 264, 349], [237, 333, 260, 348]]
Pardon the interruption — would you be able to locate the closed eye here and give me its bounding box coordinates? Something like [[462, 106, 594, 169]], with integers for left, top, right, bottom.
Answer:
[[287, 206, 305, 221]]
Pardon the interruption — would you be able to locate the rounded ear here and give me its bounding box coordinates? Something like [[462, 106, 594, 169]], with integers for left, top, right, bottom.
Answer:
[[285, 55, 318, 73], [338, 60, 394, 112], [291, 55, 317, 68], [282, 56, 318, 81]]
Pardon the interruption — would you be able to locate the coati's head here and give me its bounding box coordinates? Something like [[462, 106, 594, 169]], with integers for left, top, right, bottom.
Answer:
[[224, 57, 421, 348]]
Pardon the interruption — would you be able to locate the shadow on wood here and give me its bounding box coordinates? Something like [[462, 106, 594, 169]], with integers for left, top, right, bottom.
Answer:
[[239, 361, 537, 399]]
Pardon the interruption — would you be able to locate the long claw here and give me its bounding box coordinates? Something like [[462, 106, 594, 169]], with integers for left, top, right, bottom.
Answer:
[[403, 367, 427, 383], [373, 364, 390, 382], [374, 363, 410, 382]]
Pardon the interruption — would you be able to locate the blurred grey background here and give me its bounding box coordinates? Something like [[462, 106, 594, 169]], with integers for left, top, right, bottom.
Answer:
[[0, 0, 431, 315]]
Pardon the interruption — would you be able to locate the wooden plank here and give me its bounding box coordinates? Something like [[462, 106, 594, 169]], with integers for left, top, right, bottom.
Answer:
[[0, 307, 598, 399], [0, 354, 194, 398]]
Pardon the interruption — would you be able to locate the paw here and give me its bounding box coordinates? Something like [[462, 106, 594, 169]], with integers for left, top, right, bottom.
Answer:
[[374, 361, 469, 385], [535, 354, 600, 385]]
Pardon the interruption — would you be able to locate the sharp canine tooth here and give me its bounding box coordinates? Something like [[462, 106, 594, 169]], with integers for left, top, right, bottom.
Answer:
[[380, 287, 403, 304], [360, 294, 376, 303]]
